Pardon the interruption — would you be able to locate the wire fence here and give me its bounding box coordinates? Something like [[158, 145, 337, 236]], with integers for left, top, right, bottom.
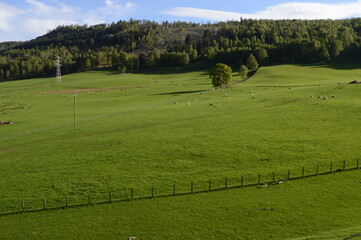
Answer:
[[0, 159, 359, 216]]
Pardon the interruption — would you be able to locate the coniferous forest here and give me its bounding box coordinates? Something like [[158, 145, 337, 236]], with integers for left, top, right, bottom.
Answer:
[[1, 18, 361, 81]]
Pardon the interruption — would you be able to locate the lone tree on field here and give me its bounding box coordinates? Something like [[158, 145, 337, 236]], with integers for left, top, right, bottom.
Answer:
[[246, 53, 259, 71], [239, 65, 248, 80], [210, 63, 232, 88]]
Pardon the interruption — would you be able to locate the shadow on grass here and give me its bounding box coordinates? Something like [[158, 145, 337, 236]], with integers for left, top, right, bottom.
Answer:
[[135, 62, 212, 75], [295, 59, 361, 70], [155, 90, 205, 95]]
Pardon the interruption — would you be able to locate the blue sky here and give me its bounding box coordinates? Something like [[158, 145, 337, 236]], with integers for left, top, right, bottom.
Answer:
[[1, 0, 361, 42]]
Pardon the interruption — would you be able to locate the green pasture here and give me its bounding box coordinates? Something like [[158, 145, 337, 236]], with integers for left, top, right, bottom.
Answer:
[[1, 170, 361, 240], [1, 61, 361, 239]]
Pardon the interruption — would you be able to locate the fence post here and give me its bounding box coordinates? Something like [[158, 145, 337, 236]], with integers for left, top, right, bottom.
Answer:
[[287, 169, 290, 179], [65, 195, 68, 207], [108, 191, 112, 203], [130, 188, 134, 199], [225, 178, 228, 188], [43, 198, 47, 209], [343, 160, 346, 171], [330, 162, 333, 173], [173, 184, 176, 195], [151, 186, 154, 198], [21, 200, 25, 212], [302, 167, 305, 178], [208, 180, 212, 191], [191, 182, 193, 193], [316, 165, 319, 175], [258, 173, 261, 184]]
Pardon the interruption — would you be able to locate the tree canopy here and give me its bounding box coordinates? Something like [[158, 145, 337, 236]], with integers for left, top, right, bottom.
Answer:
[[239, 65, 248, 80], [210, 63, 232, 88], [246, 54, 259, 71], [2, 18, 361, 81]]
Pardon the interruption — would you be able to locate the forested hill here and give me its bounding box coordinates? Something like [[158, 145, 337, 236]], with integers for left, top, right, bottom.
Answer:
[[0, 41, 22, 51], [2, 18, 361, 81]]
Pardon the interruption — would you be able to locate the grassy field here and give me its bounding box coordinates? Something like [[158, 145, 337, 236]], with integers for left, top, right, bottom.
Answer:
[[1, 62, 361, 239], [1, 170, 361, 240]]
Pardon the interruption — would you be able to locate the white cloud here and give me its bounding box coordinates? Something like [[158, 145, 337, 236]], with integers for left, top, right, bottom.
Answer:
[[23, 19, 78, 35], [0, 3, 24, 31], [0, 0, 136, 42], [25, 0, 53, 14], [84, 1, 136, 25], [164, 0, 361, 21], [98, 0, 136, 15]]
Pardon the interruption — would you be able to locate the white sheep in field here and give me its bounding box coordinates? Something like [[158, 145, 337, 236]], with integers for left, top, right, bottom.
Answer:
[[310, 96, 314, 98], [324, 97, 328, 100], [332, 95, 336, 98], [223, 94, 230, 97], [318, 96, 322, 99], [187, 101, 191, 106]]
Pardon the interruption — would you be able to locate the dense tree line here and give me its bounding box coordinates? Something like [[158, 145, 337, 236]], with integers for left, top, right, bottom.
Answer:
[[2, 18, 361, 81]]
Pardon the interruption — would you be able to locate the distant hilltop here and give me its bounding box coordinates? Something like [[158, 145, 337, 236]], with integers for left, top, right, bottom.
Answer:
[[0, 41, 22, 51], [1, 18, 361, 81]]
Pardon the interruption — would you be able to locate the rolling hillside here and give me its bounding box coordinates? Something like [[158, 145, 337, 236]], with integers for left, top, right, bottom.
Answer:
[[1, 62, 361, 239]]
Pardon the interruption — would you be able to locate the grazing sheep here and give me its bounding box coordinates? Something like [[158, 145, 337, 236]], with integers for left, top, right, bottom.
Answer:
[[128, 237, 137, 240], [332, 95, 336, 98], [210, 103, 213, 106], [193, 99, 197, 102], [318, 96, 322, 99], [324, 97, 328, 100], [187, 101, 191, 106], [0, 121, 13, 125], [223, 94, 230, 97], [310, 96, 314, 98]]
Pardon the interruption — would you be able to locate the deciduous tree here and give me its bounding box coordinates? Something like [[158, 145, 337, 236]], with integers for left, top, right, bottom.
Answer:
[[210, 63, 232, 88]]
